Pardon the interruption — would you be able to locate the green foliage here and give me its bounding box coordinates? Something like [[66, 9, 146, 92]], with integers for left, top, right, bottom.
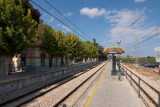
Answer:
[[0, 0, 37, 56], [0, 0, 100, 63], [41, 28, 99, 59], [56, 30, 67, 57], [65, 33, 81, 59], [35, 19, 44, 43], [83, 41, 99, 58], [92, 38, 107, 60], [41, 24, 57, 56], [93, 38, 104, 52], [117, 56, 156, 63], [15, 0, 41, 23], [117, 57, 136, 63], [77, 41, 85, 58]]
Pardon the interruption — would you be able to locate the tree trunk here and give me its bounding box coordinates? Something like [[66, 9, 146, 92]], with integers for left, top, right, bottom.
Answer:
[[55, 56, 59, 67], [91, 58, 94, 62], [87, 57, 90, 62], [60, 57, 64, 66], [65, 57, 69, 66], [96, 57, 98, 62], [83, 57, 86, 63], [0, 55, 11, 76], [72, 57, 76, 64]]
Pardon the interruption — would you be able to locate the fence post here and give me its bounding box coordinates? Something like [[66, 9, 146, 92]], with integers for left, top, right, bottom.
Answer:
[[138, 77, 140, 98], [126, 69, 127, 80], [158, 91, 160, 107], [118, 62, 121, 81], [130, 72, 132, 86]]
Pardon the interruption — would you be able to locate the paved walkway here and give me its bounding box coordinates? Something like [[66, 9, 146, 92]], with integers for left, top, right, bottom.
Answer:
[[75, 62, 144, 107]]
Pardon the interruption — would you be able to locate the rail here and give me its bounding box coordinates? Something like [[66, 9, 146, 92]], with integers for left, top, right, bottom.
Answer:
[[120, 64, 160, 107], [0, 61, 107, 106]]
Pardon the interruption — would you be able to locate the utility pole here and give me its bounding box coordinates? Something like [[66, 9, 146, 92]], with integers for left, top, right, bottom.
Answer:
[[136, 36, 139, 69], [117, 40, 121, 59]]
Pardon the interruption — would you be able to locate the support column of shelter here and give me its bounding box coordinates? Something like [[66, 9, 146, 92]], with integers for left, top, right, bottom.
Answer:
[[112, 54, 116, 76]]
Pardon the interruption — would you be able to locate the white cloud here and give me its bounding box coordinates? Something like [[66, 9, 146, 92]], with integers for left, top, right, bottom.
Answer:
[[80, 7, 110, 18], [62, 25, 71, 32], [134, 0, 146, 3], [57, 24, 71, 32], [106, 9, 156, 44], [64, 12, 73, 16], [49, 17, 54, 23], [57, 24, 61, 27], [41, 10, 55, 23], [103, 41, 106, 44]]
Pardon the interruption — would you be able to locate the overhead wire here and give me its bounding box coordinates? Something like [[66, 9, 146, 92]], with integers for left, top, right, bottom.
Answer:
[[120, 13, 145, 37], [121, 0, 160, 36], [122, 0, 160, 52], [29, 0, 90, 42], [139, 39, 160, 48], [44, 0, 92, 40], [125, 26, 160, 50], [125, 32, 160, 51]]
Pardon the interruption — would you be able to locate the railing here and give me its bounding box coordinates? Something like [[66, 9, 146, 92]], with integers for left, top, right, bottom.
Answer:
[[120, 64, 160, 107], [9, 61, 100, 73]]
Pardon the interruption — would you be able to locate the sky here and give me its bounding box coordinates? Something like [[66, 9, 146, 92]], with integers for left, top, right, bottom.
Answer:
[[30, 0, 160, 57]]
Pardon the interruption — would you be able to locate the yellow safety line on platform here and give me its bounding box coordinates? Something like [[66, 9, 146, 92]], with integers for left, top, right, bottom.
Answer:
[[85, 64, 108, 107]]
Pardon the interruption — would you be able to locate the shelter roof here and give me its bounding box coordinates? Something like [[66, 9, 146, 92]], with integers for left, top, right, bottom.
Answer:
[[103, 47, 125, 55]]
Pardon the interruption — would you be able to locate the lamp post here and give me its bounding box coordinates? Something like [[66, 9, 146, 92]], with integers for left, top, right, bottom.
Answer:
[[117, 40, 121, 59], [117, 40, 121, 47], [117, 40, 121, 80]]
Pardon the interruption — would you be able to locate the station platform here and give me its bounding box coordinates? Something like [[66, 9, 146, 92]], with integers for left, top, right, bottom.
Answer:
[[0, 62, 96, 83], [74, 62, 145, 107]]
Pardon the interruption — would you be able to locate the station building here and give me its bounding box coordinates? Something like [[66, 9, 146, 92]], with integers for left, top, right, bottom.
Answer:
[[11, 43, 69, 72]]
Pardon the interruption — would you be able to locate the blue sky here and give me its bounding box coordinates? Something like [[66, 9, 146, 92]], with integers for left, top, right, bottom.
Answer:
[[31, 0, 160, 57]]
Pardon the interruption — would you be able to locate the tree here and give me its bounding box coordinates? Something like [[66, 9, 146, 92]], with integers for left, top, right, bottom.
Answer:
[[92, 38, 107, 60], [15, 0, 41, 23], [55, 30, 67, 66], [0, 0, 37, 75], [82, 41, 99, 62], [76, 41, 86, 62], [65, 33, 81, 64], [90, 45, 99, 58], [56, 30, 67, 57], [41, 24, 57, 56], [34, 19, 44, 43]]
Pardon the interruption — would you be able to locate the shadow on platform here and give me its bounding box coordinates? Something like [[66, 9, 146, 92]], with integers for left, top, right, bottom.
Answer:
[[111, 70, 125, 76]]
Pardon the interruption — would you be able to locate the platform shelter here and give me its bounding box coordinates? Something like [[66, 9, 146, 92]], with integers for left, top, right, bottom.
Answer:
[[103, 47, 125, 75]]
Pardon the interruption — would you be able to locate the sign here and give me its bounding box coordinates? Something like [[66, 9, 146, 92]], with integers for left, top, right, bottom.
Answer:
[[155, 47, 160, 62]]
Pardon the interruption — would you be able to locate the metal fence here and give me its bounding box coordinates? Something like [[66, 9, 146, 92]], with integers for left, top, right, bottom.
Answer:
[[8, 61, 100, 74], [120, 64, 160, 107]]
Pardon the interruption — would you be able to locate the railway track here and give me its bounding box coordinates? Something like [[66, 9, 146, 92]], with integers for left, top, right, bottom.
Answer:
[[56, 61, 109, 107], [0, 61, 108, 107]]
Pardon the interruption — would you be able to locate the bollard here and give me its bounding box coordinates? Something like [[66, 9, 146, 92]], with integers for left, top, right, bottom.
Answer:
[[130, 72, 132, 86], [118, 61, 121, 81], [126, 69, 127, 80], [138, 77, 140, 98], [63, 104, 67, 107]]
